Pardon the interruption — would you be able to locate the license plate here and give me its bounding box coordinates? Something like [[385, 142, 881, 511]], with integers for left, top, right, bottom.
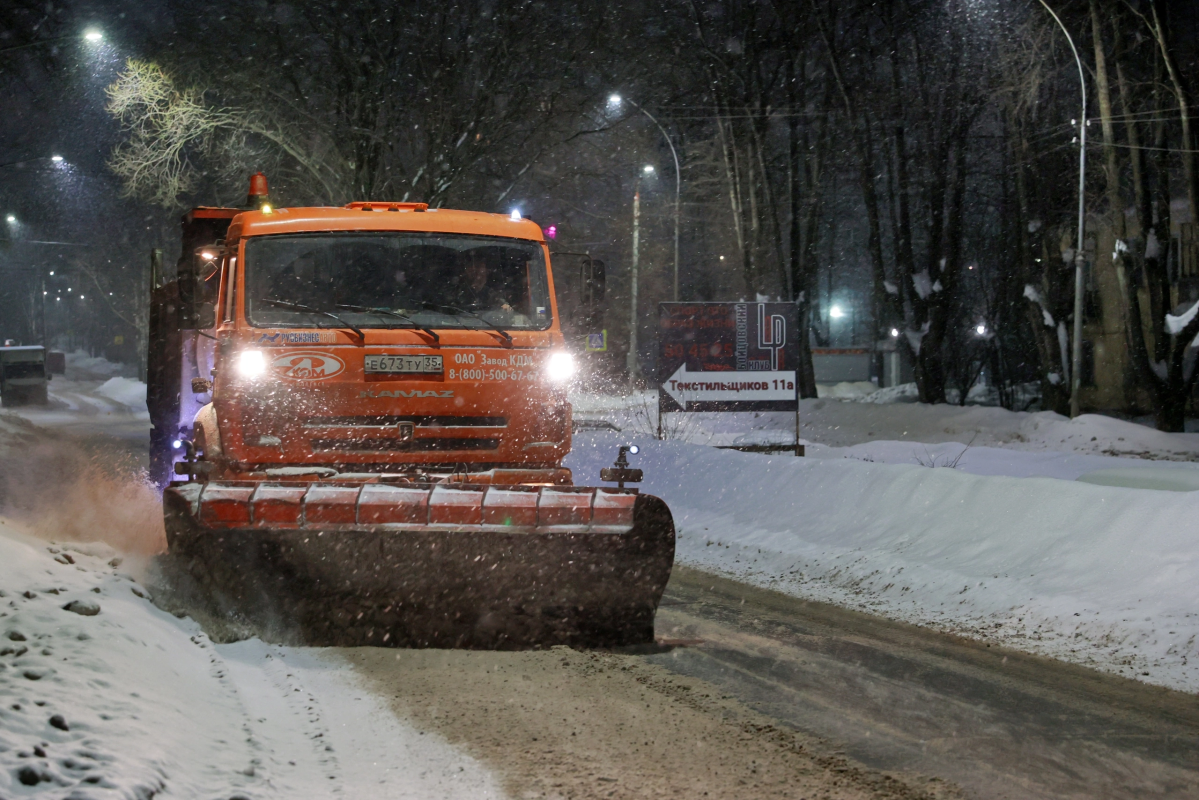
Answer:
[[364, 354, 443, 374]]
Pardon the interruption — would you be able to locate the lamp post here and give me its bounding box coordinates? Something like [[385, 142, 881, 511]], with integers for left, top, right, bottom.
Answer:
[[609, 95, 681, 301], [627, 165, 655, 382], [1036, 0, 1087, 418]]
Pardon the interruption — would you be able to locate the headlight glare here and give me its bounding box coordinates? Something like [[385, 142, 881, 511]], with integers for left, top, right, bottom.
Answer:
[[545, 352, 576, 382], [237, 349, 267, 378]]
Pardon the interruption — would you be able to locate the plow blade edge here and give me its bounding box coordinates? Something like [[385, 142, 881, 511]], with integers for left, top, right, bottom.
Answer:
[[163, 482, 675, 648]]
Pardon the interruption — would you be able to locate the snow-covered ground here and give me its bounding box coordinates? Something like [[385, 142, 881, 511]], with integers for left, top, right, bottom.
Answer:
[[1, 353, 503, 797], [0, 519, 503, 798], [8, 352, 149, 443], [567, 389, 1199, 693], [573, 388, 1199, 479]]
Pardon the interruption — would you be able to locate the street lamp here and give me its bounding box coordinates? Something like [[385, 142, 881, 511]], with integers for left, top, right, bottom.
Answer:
[[0, 29, 104, 55], [627, 165, 656, 382], [0, 155, 67, 171], [1036, 0, 1087, 418], [609, 94, 682, 301], [829, 305, 845, 319]]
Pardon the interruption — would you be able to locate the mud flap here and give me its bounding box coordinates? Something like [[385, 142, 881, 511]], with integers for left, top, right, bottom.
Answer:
[[162, 483, 675, 648]]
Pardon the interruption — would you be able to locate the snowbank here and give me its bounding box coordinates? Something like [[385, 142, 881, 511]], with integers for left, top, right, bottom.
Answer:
[[94, 377, 147, 414], [1077, 467, 1199, 492], [815, 381, 879, 400], [0, 521, 501, 798], [567, 433, 1199, 693], [571, 390, 1199, 461], [820, 439, 1199, 481], [64, 352, 132, 381]]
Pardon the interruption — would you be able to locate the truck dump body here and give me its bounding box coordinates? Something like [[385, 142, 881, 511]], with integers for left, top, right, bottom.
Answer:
[[0, 346, 48, 407], [152, 184, 674, 648]]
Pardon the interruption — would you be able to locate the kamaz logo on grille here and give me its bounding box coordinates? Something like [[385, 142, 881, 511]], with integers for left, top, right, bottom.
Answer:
[[360, 389, 455, 398]]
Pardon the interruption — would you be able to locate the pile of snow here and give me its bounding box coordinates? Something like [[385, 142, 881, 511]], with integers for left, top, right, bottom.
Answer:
[[818, 439, 1199, 481], [567, 433, 1199, 693], [0, 521, 500, 798], [857, 382, 920, 404], [64, 352, 132, 381], [94, 378, 147, 414], [815, 381, 879, 400], [571, 389, 1199, 461], [1077, 467, 1199, 492]]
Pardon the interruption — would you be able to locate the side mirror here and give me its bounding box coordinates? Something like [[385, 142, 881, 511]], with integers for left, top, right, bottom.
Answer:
[[179, 245, 220, 329]]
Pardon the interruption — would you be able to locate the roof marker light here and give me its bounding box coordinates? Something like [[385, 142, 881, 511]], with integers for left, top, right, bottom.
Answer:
[[510, 209, 522, 221]]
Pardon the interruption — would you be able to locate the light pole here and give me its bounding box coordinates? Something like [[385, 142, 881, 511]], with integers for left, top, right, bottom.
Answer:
[[609, 94, 681, 301], [627, 165, 655, 382], [1036, 0, 1087, 418]]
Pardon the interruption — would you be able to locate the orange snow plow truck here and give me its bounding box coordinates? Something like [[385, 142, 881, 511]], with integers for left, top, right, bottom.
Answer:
[[149, 174, 673, 648]]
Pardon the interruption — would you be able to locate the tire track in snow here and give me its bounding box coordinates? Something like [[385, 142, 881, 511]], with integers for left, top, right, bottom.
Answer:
[[212, 640, 347, 796]]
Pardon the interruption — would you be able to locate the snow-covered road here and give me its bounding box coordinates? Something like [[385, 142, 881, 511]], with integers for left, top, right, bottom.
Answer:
[[0, 519, 504, 798]]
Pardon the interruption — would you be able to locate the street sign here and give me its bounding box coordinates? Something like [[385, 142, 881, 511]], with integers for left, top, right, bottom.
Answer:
[[586, 329, 608, 352], [658, 302, 798, 412]]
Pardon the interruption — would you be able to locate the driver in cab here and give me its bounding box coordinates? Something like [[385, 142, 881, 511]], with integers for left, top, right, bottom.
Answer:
[[453, 251, 512, 312]]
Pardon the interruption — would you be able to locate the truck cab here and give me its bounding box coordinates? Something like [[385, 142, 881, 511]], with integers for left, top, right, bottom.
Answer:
[[149, 198, 596, 488]]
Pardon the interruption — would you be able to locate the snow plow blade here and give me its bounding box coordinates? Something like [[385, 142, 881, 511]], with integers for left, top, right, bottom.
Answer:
[[162, 482, 675, 648]]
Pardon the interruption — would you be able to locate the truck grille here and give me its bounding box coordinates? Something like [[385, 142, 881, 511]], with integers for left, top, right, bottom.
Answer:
[[305, 415, 506, 428], [310, 437, 500, 452]]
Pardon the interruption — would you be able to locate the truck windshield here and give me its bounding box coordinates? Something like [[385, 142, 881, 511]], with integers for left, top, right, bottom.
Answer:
[[243, 233, 552, 331]]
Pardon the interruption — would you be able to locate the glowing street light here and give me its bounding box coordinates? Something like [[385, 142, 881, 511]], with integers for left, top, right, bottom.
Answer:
[[50, 155, 63, 163], [609, 93, 682, 301], [890, 328, 900, 338], [976, 324, 987, 336], [829, 305, 846, 319], [0, 28, 104, 55], [4, 214, 14, 223], [642, 164, 655, 174]]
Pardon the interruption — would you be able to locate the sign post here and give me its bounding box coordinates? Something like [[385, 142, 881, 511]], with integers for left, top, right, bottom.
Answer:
[[657, 302, 801, 454]]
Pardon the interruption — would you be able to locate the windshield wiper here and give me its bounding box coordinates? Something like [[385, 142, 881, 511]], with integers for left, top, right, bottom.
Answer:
[[422, 302, 513, 346], [258, 298, 365, 341], [334, 303, 440, 343]]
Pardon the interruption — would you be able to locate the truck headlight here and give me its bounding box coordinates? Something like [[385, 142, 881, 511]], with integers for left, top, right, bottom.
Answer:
[[237, 349, 267, 378], [545, 352, 576, 382]]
